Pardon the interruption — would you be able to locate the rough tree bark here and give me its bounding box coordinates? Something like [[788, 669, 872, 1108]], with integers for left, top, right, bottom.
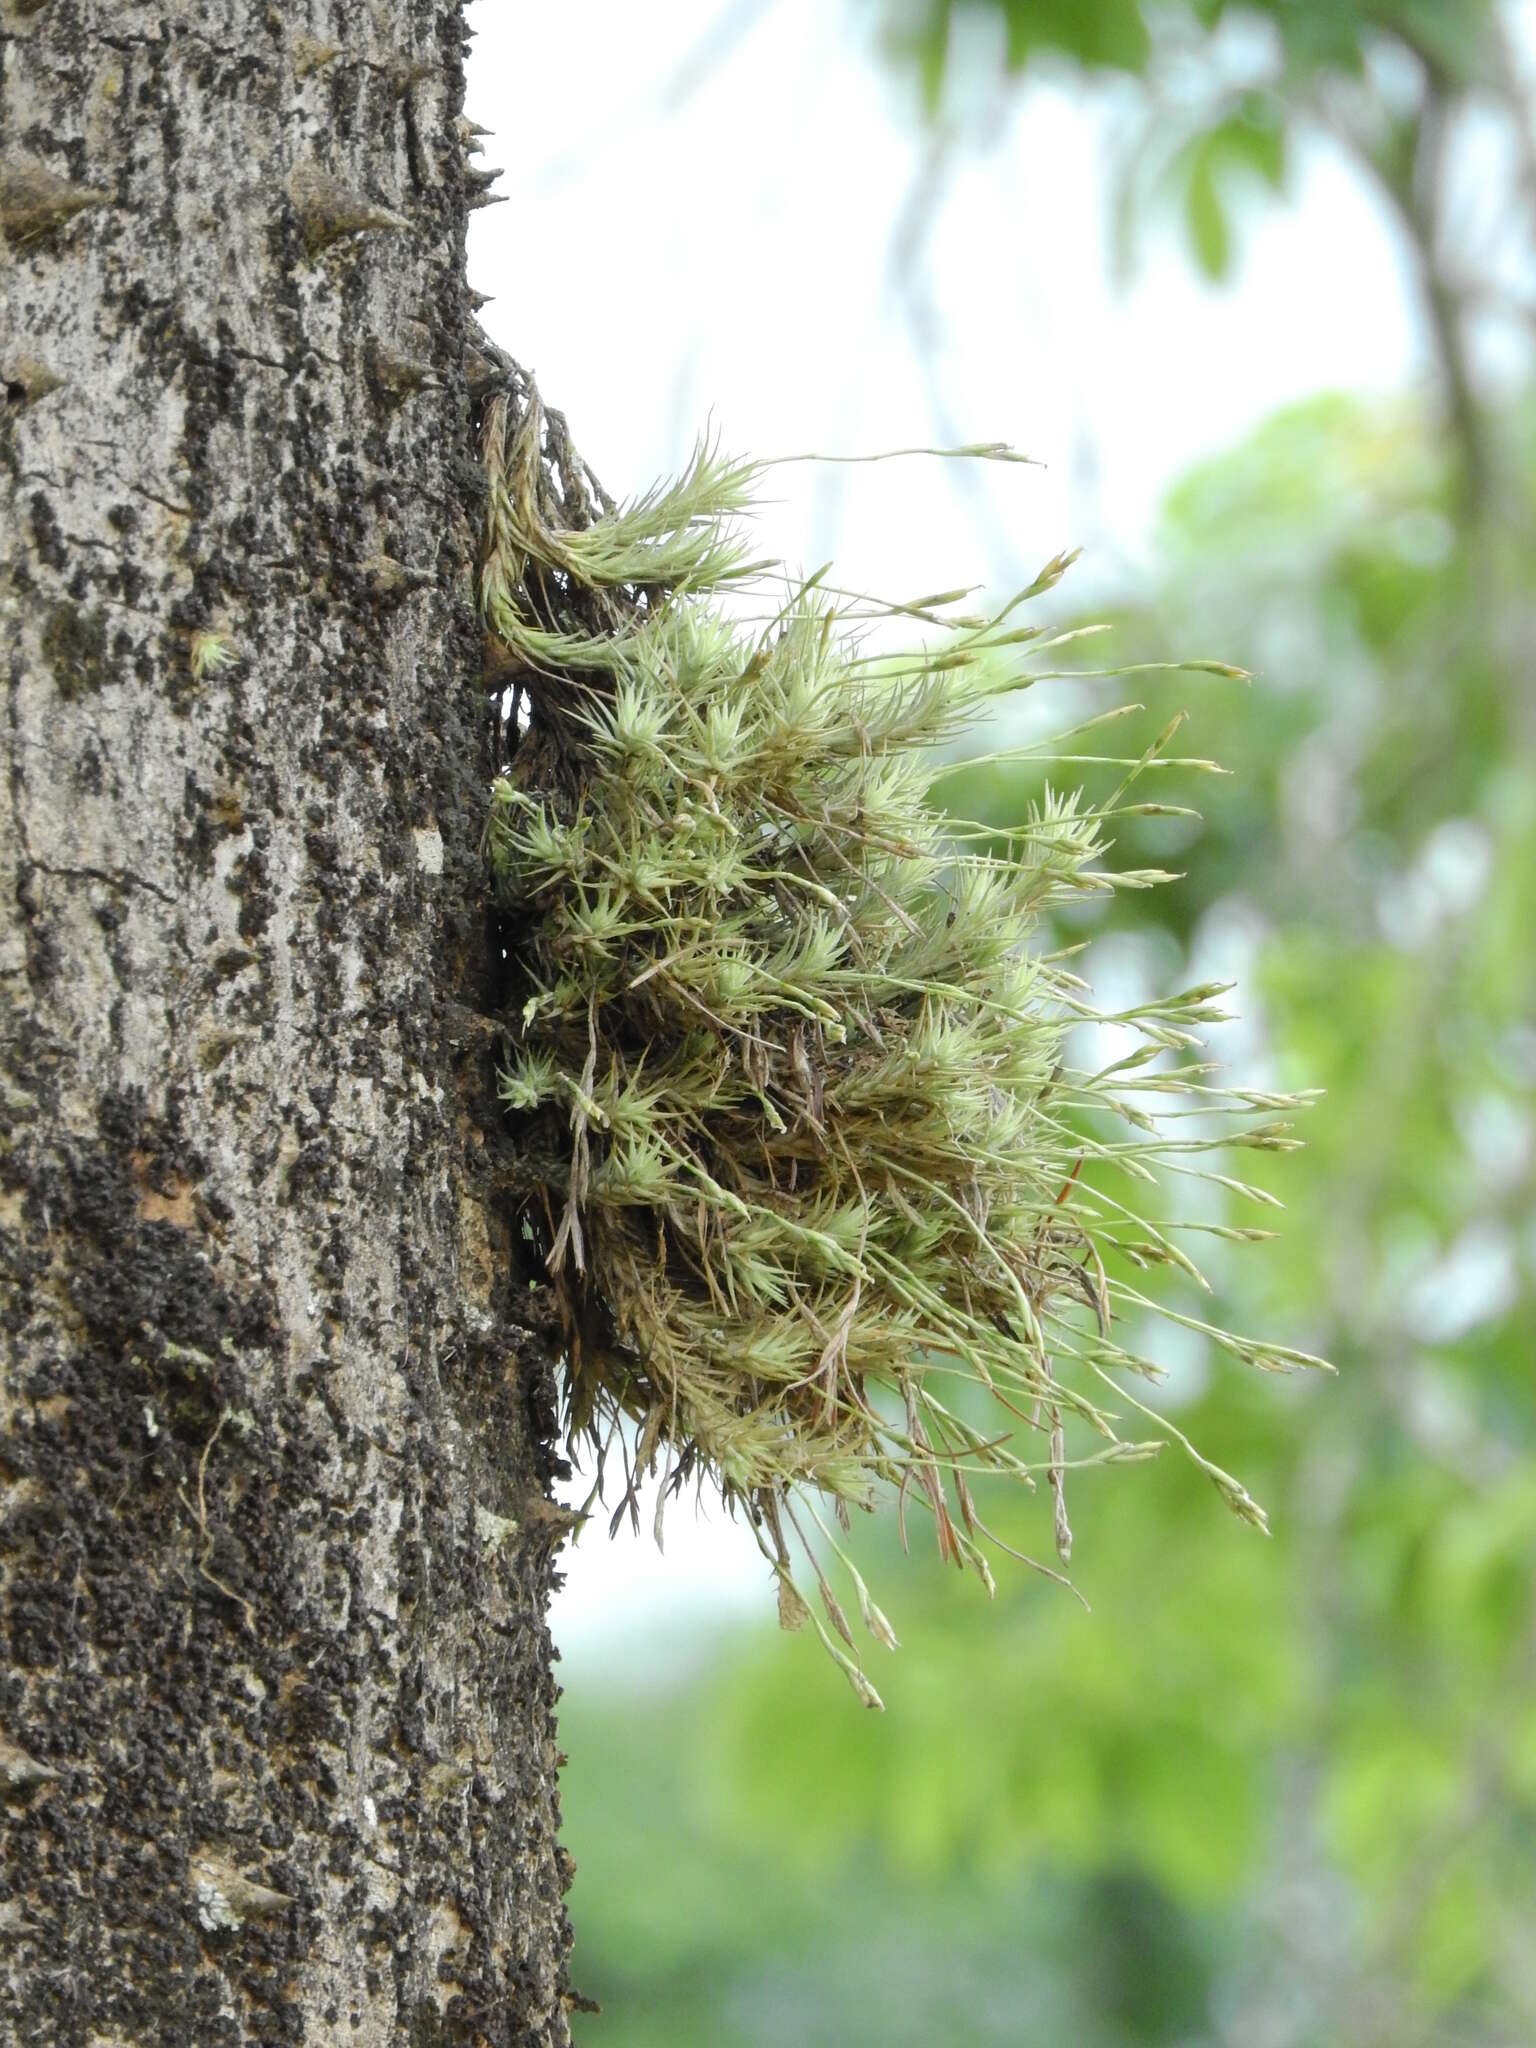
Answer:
[[1, 4, 576, 2042]]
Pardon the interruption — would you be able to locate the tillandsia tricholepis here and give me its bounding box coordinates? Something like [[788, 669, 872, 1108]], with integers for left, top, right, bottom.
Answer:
[[478, 361, 1328, 1706]]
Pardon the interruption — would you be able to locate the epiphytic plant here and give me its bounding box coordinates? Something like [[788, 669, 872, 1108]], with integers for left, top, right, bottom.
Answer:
[[480, 368, 1325, 1704]]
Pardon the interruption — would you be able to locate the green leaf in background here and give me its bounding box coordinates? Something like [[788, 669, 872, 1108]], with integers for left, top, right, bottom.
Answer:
[[1002, 0, 1151, 73], [1181, 133, 1231, 276], [1382, 0, 1502, 86]]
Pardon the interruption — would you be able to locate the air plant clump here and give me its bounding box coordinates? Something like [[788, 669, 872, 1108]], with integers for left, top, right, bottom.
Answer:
[[480, 372, 1326, 1707], [189, 629, 240, 681]]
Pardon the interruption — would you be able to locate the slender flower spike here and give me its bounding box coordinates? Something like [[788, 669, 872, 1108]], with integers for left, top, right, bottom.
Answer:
[[480, 366, 1328, 1702]]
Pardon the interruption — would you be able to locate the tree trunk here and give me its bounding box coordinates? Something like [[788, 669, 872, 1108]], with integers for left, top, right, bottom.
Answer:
[[1, 5, 574, 2042]]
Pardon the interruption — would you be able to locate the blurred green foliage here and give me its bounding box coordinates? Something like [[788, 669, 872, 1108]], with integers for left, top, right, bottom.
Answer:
[[560, 387, 1536, 2045], [880, 0, 1505, 280], [875, 0, 1535, 534]]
